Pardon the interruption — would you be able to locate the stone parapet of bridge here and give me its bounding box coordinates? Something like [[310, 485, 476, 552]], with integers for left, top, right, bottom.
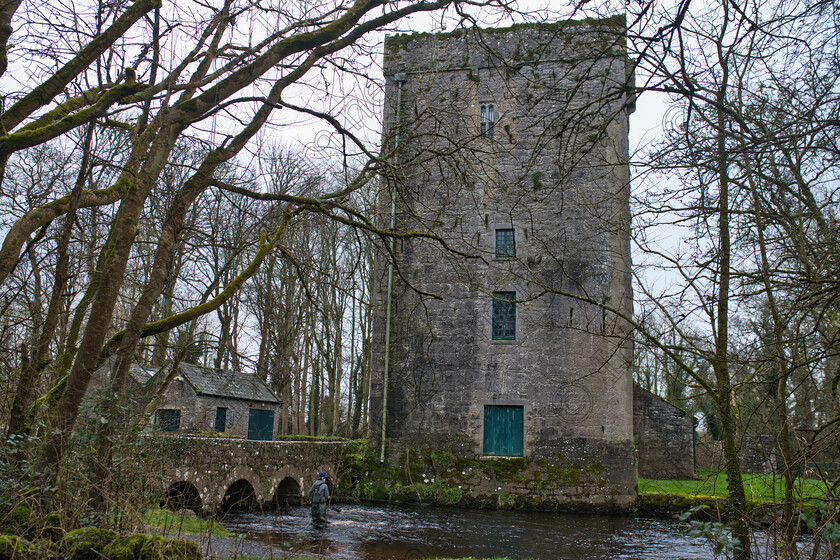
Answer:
[[142, 436, 346, 513]]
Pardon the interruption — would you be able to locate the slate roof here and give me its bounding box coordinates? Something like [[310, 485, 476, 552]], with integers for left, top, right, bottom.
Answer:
[[129, 363, 158, 386], [177, 363, 280, 404], [92, 358, 159, 387]]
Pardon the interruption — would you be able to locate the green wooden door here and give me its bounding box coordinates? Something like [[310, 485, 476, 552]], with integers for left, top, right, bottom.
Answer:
[[247, 409, 275, 441], [483, 405, 524, 456]]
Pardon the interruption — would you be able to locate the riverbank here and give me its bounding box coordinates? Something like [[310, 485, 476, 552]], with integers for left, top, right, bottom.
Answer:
[[337, 465, 829, 522], [636, 469, 831, 524]]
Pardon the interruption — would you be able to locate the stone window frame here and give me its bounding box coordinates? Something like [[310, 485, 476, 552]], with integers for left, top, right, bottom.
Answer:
[[480, 102, 495, 138], [477, 399, 530, 458], [489, 219, 522, 260], [491, 291, 516, 340], [494, 228, 515, 258], [155, 408, 181, 432]]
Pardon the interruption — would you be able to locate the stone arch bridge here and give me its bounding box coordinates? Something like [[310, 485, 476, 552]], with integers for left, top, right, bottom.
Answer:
[[144, 436, 347, 513]]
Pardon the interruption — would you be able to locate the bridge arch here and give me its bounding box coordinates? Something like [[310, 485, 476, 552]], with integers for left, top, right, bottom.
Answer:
[[165, 469, 213, 511], [271, 476, 302, 507], [164, 481, 202, 512], [265, 465, 303, 504], [219, 466, 262, 505], [222, 479, 258, 512]]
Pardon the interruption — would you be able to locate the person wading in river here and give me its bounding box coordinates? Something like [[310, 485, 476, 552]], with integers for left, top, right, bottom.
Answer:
[[308, 471, 330, 528]]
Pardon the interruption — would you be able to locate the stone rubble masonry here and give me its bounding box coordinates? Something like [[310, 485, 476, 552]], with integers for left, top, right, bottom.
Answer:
[[144, 436, 346, 513], [633, 385, 695, 480], [370, 16, 637, 508], [696, 434, 777, 475]]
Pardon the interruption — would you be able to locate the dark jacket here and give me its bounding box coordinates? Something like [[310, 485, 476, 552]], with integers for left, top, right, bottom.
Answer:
[[309, 479, 330, 503]]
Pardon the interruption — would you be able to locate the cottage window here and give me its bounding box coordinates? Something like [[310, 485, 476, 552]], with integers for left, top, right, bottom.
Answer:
[[480, 103, 495, 138], [215, 407, 228, 432], [492, 291, 516, 340], [495, 228, 515, 258], [483, 405, 524, 456], [155, 409, 181, 432]]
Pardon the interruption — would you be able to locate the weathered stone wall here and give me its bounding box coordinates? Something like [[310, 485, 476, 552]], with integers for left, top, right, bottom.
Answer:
[[191, 395, 278, 438], [347, 445, 626, 511], [633, 386, 694, 479], [144, 436, 346, 512], [148, 375, 199, 430], [695, 434, 776, 475], [370, 18, 636, 508]]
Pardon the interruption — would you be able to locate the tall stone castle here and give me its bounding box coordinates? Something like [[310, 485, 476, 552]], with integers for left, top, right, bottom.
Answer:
[[370, 16, 637, 507]]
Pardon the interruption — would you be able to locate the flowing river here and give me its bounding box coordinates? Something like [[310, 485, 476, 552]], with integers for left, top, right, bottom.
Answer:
[[219, 504, 733, 559]]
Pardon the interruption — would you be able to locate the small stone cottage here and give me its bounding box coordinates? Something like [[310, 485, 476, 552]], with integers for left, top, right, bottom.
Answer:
[[89, 361, 281, 441], [147, 363, 281, 440]]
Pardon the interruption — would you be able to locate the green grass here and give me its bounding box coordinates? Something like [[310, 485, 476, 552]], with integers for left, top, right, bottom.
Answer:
[[640, 470, 832, 504], [141, 508, 231, 537]]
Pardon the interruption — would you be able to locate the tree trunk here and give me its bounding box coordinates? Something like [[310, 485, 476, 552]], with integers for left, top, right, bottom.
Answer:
[[748, 180, 799, 559], [6, 343, 34, 440], [36, 121, 178, 489], [713, 45, 752, 558]]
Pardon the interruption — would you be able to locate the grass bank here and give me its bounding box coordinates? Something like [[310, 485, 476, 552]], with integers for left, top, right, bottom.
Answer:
[[637, 469, 833, 519], [640, 469, 829, 503]]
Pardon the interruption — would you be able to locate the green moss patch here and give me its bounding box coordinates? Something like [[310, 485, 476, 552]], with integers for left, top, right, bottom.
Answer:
[[142, 508, 230, 537], [275, 434, 351, 442], [103, 534, 201, 560], [104, 534, 164, 560], [0, 534, 32, 560], [62, 527, 119, 559]]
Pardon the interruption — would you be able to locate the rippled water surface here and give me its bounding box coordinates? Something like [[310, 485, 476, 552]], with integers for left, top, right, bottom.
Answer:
[[221, 504, 721, 559]]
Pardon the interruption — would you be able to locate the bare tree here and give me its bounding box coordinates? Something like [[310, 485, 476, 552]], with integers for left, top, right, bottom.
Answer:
[[630, 0, 840, 555], [0, 0, 529, 508]]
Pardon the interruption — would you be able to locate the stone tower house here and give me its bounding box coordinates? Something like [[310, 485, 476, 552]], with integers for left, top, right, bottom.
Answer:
[[370, 17, 637, 507]]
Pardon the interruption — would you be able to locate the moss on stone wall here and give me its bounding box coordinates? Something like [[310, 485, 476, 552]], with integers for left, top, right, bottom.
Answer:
[[339, 443, 466, 506], [139, 435, 193, 462], [385, 15, 627, 52], [338, 440, 632, 512], [275, 435, 351, 442], [0, 534, 31, 559]]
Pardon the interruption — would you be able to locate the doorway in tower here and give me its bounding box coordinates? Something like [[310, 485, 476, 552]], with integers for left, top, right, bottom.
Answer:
[[483, 405, 524, 457]]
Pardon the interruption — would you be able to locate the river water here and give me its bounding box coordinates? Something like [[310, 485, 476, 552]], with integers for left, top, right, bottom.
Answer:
[[221, 504, 727, 559]]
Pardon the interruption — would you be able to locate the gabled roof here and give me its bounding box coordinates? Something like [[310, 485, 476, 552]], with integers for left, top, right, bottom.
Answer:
[[92, 357, 161, 388], [177, 363, 280, 404], [129, 363, 158, 386]]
